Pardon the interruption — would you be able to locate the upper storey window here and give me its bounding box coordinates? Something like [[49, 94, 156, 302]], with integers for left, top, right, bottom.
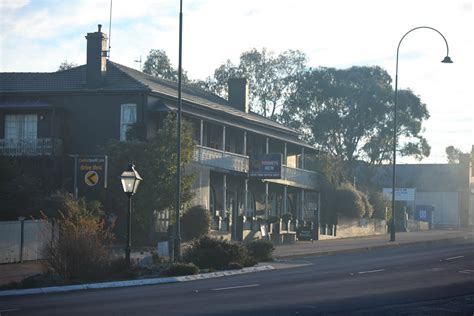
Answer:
[[120, 104, 137, 141], [5, 114, 37, 140]]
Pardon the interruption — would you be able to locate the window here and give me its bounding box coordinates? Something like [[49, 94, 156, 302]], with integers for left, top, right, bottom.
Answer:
[[120, 104, 137, 141], [209, 185, 216, 217], [4, 114, 38, 140]]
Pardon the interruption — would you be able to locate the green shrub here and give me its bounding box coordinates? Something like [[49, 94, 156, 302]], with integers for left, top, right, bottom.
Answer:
[[151, 251, 164, 264], [0, 274, 67, 290], [0, 157, 45, 220], [164, 263, 199, 276], [266, 215, 280, 224], [181, 205, 211, 241], [183, 236, 256, 270], [246, 239, 274, 262], [227, 262, 243, 270], [42, 191, 114, 281], [370, 191, 388, 219], [334, 183, 365, 218], [359, 191, 374, 218], [281, 213, 292, 222]]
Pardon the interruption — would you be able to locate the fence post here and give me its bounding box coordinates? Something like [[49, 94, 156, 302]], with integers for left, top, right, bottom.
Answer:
[[18, 217, 25, 263]]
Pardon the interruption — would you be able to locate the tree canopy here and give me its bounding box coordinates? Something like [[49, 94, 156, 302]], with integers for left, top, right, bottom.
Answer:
[[141, 48, 432, 185], [445, 145, 464, 164], [280, 66, 430, 178], [57, 60, 78, 71], [143, 49, 189, 82], [204, 48, 307, 119], [103, 114, 195, 243]]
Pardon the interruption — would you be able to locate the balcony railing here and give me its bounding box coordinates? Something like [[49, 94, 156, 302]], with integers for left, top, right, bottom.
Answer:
[[0, 138, 63, 156], [279, 165, 320, 189], [193, 145, 320, 189], [194, 145, 249, 173]]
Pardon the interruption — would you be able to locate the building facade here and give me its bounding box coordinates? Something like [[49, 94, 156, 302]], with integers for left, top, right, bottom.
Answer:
[[375, 151, 474, 228], [0, 26, 322, 230]]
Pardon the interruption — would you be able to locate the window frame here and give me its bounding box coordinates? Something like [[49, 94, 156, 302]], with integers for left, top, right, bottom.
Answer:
[[120, 103, 137, 141], [4, 114, 38, 140]]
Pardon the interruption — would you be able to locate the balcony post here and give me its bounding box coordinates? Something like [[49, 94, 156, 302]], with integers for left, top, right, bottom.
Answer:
[[222, 125, 226, 151], [244, 178, 249, 217], [301, 147, 305, 169], [243, 131, 247, 156], [301, 189, 305, 221], [318, 191, 321, 224], [283, 185, 288, 216], [265, 137, 270, 218], [284, 142, 287, 165], [199, 119, 203, 146], [265, 182, 269, 219], [223, 174, 227, 220]]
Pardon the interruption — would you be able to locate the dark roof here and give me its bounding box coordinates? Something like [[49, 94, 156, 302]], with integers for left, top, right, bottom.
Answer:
[[0, 64, 148, 92], [1, 61, 315, 150], [149, 98, 315, 150], [110, 62, 299, 136]]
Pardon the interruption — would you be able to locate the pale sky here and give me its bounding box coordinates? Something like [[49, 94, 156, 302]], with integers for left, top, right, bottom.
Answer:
[[1, 0, 472, 163]]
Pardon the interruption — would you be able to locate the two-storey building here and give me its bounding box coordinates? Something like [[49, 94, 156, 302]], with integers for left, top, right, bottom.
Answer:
[[0, 25, 322, 228]]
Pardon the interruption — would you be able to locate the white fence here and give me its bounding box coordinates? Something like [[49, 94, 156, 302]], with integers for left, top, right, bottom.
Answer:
[[0, 219, 53, 263]]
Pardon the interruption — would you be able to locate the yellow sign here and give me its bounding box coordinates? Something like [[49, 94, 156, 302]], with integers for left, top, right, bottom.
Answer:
[[84, 170, 99, 186]]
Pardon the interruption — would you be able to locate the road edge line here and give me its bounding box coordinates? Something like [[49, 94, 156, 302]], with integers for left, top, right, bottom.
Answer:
[[0, 265, 274, 297]]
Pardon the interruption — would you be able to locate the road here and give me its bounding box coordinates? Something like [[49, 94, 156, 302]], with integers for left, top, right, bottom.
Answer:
[[1, 239, 473, 315]]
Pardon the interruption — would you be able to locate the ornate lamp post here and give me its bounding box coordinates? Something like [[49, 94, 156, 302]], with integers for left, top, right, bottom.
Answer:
[[391, 26, 452, 241], [120, 163, 143, 265]]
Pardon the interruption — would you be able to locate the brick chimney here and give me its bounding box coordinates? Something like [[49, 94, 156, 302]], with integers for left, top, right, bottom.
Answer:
[[228, 78, 249, 113], [85, 24, 108, 88]]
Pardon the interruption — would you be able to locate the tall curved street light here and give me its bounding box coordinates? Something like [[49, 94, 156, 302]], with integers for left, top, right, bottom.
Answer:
[[175, 0, 184, 261], [390, 26, 452, 242]]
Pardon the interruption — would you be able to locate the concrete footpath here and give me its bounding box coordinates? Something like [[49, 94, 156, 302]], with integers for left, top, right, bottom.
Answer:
[[273, 229, 474, 259], [0, 229, 472, 289]]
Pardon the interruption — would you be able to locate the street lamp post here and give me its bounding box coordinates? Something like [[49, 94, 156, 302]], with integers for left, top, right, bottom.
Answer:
[[174, 0, 184, 262], [391, 26, 452, 242], [120, 163, 143, 265]]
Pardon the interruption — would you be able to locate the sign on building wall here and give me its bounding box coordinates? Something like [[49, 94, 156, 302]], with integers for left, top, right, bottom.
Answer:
[[382, 188, 416, 201], [249, 153, 282, 179], [73, 155, 108, 197]]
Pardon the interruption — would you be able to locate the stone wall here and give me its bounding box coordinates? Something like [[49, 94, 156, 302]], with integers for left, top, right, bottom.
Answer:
[[333, 215, 387, 239], [407, 219, 429, 232]]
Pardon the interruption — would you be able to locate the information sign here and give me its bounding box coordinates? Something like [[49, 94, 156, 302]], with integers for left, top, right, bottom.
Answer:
[[249, 154, 282, 179]]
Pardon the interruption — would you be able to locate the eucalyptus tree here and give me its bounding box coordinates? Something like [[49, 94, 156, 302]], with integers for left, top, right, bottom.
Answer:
[[206, 48, 307, 119], [280, 66, 430, 180]]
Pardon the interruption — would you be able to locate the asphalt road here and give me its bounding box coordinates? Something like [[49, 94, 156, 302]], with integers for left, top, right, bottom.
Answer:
[[1, 239, 473, 315]]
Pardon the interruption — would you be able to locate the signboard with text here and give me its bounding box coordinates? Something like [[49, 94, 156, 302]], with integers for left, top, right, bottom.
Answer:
[[249, 153, 282, 179], [296, 227, 314, 241], [75, 156, 108, 193], [382, 188, 416, 201]]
